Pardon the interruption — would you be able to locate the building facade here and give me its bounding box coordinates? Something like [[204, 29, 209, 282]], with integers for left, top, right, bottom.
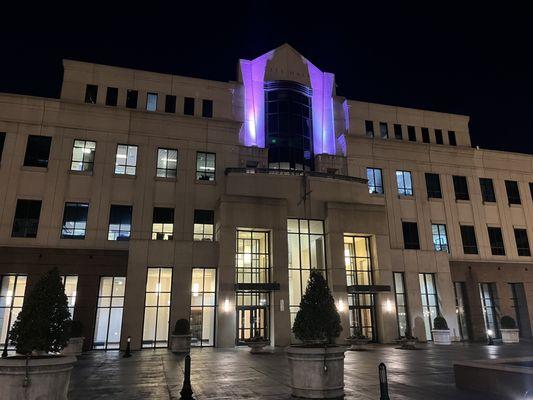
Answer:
[[1, 44, 532, 351]]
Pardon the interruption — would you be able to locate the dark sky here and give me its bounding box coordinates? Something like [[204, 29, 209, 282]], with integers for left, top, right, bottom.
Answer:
[[2, 3, 532, 154]]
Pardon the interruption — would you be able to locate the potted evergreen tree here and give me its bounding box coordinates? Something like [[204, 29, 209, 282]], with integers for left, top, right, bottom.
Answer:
[[0, 268, 76, 400], [346, 327, 371, 351], [432, 315, 451, 345], [500, 316, 519, 343], [286, 270, 346, 399], [62, 320, 85, 356], [170, 319, 192, 353]]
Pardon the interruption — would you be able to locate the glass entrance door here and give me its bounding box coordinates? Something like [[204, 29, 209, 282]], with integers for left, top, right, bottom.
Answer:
[[236, 292, 269, 344], [190, 268, 216, 347], [93, 277, 126, 350]]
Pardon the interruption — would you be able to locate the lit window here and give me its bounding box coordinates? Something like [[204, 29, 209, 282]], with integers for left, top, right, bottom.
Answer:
[[196, 152, 215, 181], [146, 92, 158, 111], [70, 140, 96, 172], [366, 168, 383, 194], [142, 268, 172, 348], [93, 276, 126, 350], [152, 207, 174, 240], [0, 274, 27, 350], [61, 202, 89, 239], [156, 148, 178, 178], [432, 224, 448, 252], [194, 209, 214, 241], [115, 144, 138, 175], [396, 170, 413, 196], [108, 205, 132, 241], [61, 275, 78, 318]]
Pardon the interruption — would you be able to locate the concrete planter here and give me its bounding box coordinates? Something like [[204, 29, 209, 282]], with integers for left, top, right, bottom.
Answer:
[[62, 337, 85, 356], [346, 337, 371, 351], [245, 340, 270, 354], [501, 329, 520, 344], [432, 329, 451, 345], [170, 334, 191, 353], [0, 355, 76, 400], [286, 345, 347, 399]]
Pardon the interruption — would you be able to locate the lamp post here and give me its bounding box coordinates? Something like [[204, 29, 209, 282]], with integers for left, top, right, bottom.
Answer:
[[123, 336, 132, 358]]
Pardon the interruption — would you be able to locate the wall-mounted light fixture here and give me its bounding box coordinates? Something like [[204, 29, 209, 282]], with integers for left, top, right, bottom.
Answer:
[[384, 299, 394, 313], [337, 299, 346, 312], [280, 299, 285, 312], [223, 299, 231, 313]]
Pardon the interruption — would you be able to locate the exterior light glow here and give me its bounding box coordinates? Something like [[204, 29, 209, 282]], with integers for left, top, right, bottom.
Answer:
[[337, 299, 346, 312], [385, 299, 394, 313], [487, 329, 494, 337], [224, 299, 231, 313]]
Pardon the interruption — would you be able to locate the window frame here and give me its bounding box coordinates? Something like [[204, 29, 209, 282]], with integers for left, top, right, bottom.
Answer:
[[152, 207, 174, 241], [105, 87, 118, 106], [24, 135, 52, 168], [460, 225, 478, 254], [379, 122, 388, 139], [126, 89, 138, 109], [402, 221, 420, 250], [366, 167, 384, 194], [202, 99, 213, 118], [146, 92, 158, 112], [487, 226, 505, 256], [11, 199, 42, 238], [196, 151, 216, 181], [479, 178, 496, 203], [193, 209, 214, 241], [85, 84, 98, 104], [114, 144, 138, 176], [453, 175, 470, 201], [61, 202, 89, 240], [505, 180, 521, 205], [184, 97, 195, 116], [425, 173, 442, 199], [421, 127, 430, 143], [156, 148, 178, 178], [448, 131, 457, 146], [165, 95, 176, 113], [393, 124, 402, 140], [407, 126, 416, 142], [514, 228, 531, 257], [70, 139, 96, 172], [365, 120, 374, 138], [107, 204, 133, 241], [435, 129, 443, 144], [396, 170, 413, 196], [432, 223, 449, 252]]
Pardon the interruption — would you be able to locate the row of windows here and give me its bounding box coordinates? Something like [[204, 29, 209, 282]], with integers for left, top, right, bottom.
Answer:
[[367, 167, 530, 206], [401, 220, 531, 257], [11, 199, 214, 242], [364, 120, 457, 146], [84, 84, 213, 118]]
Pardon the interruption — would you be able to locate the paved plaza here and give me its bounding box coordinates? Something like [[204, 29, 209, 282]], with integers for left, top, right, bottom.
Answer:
[[68, 342, 532, 399]]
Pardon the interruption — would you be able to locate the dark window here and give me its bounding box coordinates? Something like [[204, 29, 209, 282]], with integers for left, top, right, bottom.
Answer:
[[453, 176, 470, 200], [105, 87, 118, 106], [165, 95, 176, 113], [0, 132, 5, 162], [407, 126, 416, 141], [84, 84, 98, 104], [402, 222, 420, 250], [194, 209, 214, 241], [156, 148, 178, 178], [505, 180, 521, 205], [530, 182, 533, 202], [12, 199, 42, 238], [24, 135, 52, 168], [379, 122, 388, 139], [460, 225, 478, 254], [448, 131, 457, 146], [196, 152, 215, 181], [488, 227, 505, 255], [152, 207, 174, 240], [425, 173, 442, 198], [394, 124, 402, 140], [108, 205, 132, 241], [421, 128, 430, 143], [514, 228, 531, 256], [126, 89, 138, 109], [365, 120, 374, 137], [202, 99, 213, 118], [184, 97, 195, 115], [61, 202, 89, 239], [435, 129, 443, 144], [480, 178, 496, 202]]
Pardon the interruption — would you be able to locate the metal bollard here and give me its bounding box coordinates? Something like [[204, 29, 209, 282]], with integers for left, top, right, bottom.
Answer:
[[123, 336, 132, 358], [379, 363, 390, 400], [180, 354, 195, 400]]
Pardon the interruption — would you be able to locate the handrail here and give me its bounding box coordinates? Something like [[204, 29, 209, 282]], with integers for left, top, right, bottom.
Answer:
[[224, 167, 367, 184]]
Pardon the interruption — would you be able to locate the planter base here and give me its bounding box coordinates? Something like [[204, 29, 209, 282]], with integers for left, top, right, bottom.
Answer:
[[432, 330, 451, 345], [170, 334, 192, 353], [62, 337, 85, 356], [501, 329, 520, 344]]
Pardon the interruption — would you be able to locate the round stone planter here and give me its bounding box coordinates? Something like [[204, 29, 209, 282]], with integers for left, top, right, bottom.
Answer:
[[170, 334, 192, 353], [245, 340, 270, 354], [0, 355, 76, 400], [286, 345, 347, 399], [62, 337, 85, 356], [501, 329, 520, 344], [432, 329, 451, 345], [346, 337, 370, 351]]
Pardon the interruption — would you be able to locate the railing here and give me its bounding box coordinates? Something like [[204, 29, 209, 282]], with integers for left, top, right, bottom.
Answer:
[[225, 167, 367, 184]]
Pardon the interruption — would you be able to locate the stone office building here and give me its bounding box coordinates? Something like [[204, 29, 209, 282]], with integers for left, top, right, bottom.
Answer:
[[0, 44, 531, 351]]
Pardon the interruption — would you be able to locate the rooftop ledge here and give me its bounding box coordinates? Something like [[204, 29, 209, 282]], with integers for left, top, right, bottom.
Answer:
[[224, 167, 367, 184]]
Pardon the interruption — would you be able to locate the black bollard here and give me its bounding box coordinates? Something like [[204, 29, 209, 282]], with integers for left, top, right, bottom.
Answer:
[[1, 333, 8, 358], [123, 336, 132, 358], [180, 354, 195, 400], [379, 363, 390, 400]]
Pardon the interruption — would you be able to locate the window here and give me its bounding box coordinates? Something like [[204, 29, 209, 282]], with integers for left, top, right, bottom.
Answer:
[[152, 207, 174, 240], [488, 227, 505, 255], [394, 124, 402, 140], [12, 199, 42, 238], [156, 148, 178, 178], [287, 219, 326, 325], [70, 139, 96, 172], [0, 132, 6, 162], [365, 120, 374, 137], [435, 129, 443, 144], [402, 222, 420, 250], [453, 175, 469, 200], [393, 272, 409, 337], [505, 180, 521, 205], [196, 152, 215, 181], [190, 268, 216, 347], [108, 205, 132, 241], [146, 92, 158, 111], [419, 273, 439, 341], [407, 126, 416, 141], [93, 277, 126, 350], [432, 224, 448, 252], [460, 225, 478, 254], [184, 97, 195, 115], [142, 268, 172, 348], [202, 99, 213, 118], [530, 182, 533, 202], [514, 228, 531, 256], [165, 95, 176, 113], [61, 202, 89, 239], [479, 283, 499, 338], [0, 274, 27, 351], [479, 178, 496, 202], [425, 173, 442, 199], [105, 87, 118, 106], [84, 84, 98, 104], [24, 135, 52, 168], [193, 209, 214, 241], [396, 170, 413, 196], [379, 122, 388, 139], [367, 168, 383, 194], [448, 131, 457, 146], [114, 144, 138, 175], [61, 275, 78, 318], [454, 282, 470, 341], [126, 89, 138, 109], [421, 127, 430, 143]]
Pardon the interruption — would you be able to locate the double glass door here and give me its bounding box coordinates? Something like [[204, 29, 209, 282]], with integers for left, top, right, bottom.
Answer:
[[348, 293, 377, 341], [236, 292, 269, 344]]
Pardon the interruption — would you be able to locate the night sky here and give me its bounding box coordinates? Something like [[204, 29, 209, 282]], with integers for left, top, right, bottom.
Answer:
[[1, 3, 532, 154]]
